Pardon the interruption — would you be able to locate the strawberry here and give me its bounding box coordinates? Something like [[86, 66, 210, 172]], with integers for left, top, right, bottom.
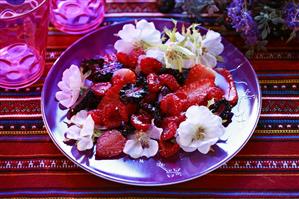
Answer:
[[89, 109, 103, 125], [130, 114, 151, 131], [112, 68, 136, 86], [159, 74, 180, 91], [215, 68, 238, 106], [207, 86, 225, 101], [101, 102, 128, 129], [185, 64, 215, 85], [159, 140, 180, 158], [161, 120, 177, 140], [116, 52, 130, 67], [98, 85, 122, 107], [117, 48, 144, 69], [140, 57, 163, 75], [160, 93, 185, 116], [91, 82, 112, 97], [96, 130, 126, 158], [176, 79, 215, 107], [146, 73, 161, 93]]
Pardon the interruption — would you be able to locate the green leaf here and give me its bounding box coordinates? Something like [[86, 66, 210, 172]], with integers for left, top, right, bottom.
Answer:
[[262, 28, 268, 40]]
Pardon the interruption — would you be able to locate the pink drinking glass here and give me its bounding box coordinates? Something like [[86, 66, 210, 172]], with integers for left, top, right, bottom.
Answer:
[[0, 0, 49, 89], [50, 0, 105, 34]]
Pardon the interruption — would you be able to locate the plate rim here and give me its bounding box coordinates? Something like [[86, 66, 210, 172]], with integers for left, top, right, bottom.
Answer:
[[41, 18, 262, 186]]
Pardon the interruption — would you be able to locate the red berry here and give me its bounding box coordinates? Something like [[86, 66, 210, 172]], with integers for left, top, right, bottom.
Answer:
[[162, 114, 186, 126], [159, 140, 180, 158], [91, 82, 112, 97], [142, 92, 158, 103], [89, 109, 103, 125], [207, 86, 225, 101], [96, 130, 126, 158], [185, 64, 215, 85], [215, 68, 238, 106], [161, 120, 177, 140], [159, 74, 180, 91], [101, 102, 128, 129], [160, 93, 184, 116], [116, 49, 144, 69], [98, 85, 122, 107], [116, 52, 130, 66], [130, 114, 151, 131], [140, 57, 163, 75], [146, 73, 161, 93], [112, 68, 136, 86]]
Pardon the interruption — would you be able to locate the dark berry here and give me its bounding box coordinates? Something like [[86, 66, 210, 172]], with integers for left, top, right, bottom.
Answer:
[[159, 68, 189, 85], [70, 89, 101, 114], [136, 73, 147, 87], [209, 99, 234, 127], [119, 122, 135, 137], [119, 83, 148, 103], [157, 0, 175, 13]]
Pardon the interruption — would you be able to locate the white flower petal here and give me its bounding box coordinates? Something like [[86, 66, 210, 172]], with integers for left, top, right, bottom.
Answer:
[[180, 145, 197, 152], [136, 19, 156, 31], [202, 30, 224, 56], [77, 136, 93, 151], [200, 53, 217, 68], [114, 39, 134, 54], [80, 115, 94, 137], [123, 140, 144, 159], [145, 49, 165, 63], [65, 125, 81, 140], [195, 138, 219, 154], [141, 139, 158, 158], [70, 110, 89, 126], [176, 121, 196, 147], [57, 81, 70, 92], [118, 24, 141, 42], [55, 91, 73, 108], [147, 120, 163, 140]]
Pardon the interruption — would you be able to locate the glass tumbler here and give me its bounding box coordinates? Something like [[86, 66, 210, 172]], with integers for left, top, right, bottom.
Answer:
[[50, 0, 105, 34], [0, 0, 49, 89]]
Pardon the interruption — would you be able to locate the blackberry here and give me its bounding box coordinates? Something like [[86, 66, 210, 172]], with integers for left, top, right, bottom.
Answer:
[[159, 68, 189, 85], [140, 102, 163, 126], [80, 56, 123, 82], [158, 86, 171, 102], [70, 89, 101, 114], [119, 122, 135, 137], [119, 83, 148, 103], [136, 73, 147, 86], [209, 99, 234, 127]]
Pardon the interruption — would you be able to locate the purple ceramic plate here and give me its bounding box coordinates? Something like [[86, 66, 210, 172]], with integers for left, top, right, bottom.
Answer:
[[41, 19, 261, 186]]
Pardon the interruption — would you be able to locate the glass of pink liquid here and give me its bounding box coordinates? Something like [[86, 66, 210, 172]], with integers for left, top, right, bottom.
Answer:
[[0, 0, 49, 89], [50, 0, 105, 34]]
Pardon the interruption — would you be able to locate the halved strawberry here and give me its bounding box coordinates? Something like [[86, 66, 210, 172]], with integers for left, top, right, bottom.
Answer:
[[185, 64, 215, 85], [159, 140, 180, 158], [160, 93, 185, 116], [89, 109, 103, 125], [207, 86, 225, 101], [96, 130, 126, 158], [159, 74, 180, 91], [215, 68, 238, 106], [140, 57, 163, 75], [91, 82, 112, 97], [112, 68, 136, 86], [130, 114, 151, 131]]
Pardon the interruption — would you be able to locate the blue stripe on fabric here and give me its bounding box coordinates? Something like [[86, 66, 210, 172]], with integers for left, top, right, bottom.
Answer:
[[257, 73, 299, 77], [0, 92, 41, 97], [1, 190, 299, 197], [0, 120, 42, 125], [259, 119, 299, 124], [0, 135, 50, 142], [262, 90, 299, 95]]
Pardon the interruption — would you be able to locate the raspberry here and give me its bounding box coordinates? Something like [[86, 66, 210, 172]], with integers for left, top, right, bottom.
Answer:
[[159, 74, 180, 91], [91, 82, 112, 97], [140, 57, 163, 75], [159, 140, 180, 158], [146, 73, 161, 93], [160, 93, 184, 116], [185, 64, 215, 85], [99, 85, 122, 107], [215, 68, 238, 106], [96, 130, 126, 158], [142, 92, 158, 104], [101, 102, 128, 129], [161, 120, 177, 140], [130, 114, 151, 131], [88, 109, 103, 125], [117, 49, 144, 69], [116, 52, 130, 67], [112, 68, 136, 86]]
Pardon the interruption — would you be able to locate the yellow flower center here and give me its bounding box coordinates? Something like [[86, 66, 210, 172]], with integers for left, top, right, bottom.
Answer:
[[194, 127, 205, 140], [137, 131, 150, 148]]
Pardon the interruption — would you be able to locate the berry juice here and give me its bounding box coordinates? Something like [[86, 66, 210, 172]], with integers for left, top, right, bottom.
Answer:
[[51, 0, 105, 34]]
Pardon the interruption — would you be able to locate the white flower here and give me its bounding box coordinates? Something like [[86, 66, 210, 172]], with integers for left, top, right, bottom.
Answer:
[[176, 106, 225, 154], [65, 110, 95, 151], [55, 64, 85, 108], [123, 121, 163, 158], [114, 19, 162, 54], [199, 30, 224, 68]]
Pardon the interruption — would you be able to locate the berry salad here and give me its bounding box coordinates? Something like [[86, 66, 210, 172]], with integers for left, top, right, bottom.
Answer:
[[55, 20, 238, 159]]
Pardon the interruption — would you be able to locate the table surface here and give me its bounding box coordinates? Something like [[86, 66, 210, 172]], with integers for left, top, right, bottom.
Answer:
[[1, 1, 299, 198]]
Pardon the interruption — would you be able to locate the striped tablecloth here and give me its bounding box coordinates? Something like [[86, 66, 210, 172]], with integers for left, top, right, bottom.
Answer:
[[1, 1, 299, 198]]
